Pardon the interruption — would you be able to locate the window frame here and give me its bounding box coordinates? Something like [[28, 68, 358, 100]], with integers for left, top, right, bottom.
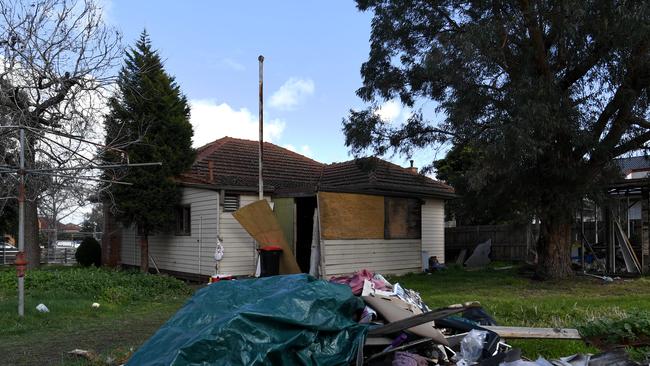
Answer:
[[175, 205, 191, 236]]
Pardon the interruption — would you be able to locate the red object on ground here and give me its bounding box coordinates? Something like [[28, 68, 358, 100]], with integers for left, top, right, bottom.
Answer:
[[259, 246, 283, 251], [208, 275, 234, 284]]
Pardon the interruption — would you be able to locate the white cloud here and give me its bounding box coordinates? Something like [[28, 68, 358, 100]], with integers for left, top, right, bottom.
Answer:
[[374, 99, 412, 124], [218, 57, 245, 71], [269, 77, 315, 110], [190, 99, 285, 147], [283, 144, 313, 158]]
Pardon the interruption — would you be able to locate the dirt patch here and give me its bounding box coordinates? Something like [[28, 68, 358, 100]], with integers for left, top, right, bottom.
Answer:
[[0, 311, 172, 366]]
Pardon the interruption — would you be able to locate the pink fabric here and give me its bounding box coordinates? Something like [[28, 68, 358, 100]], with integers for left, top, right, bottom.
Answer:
[[329, 269, 391, 295]]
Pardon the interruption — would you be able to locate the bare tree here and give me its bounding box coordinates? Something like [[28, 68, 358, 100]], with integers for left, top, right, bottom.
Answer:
[[0, 0, 123, 268], [38, 174, 90, 259]]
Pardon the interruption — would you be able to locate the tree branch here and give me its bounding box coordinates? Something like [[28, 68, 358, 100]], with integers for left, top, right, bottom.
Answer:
[[558, 41, 607, 90], [519, 0, 552, 78]]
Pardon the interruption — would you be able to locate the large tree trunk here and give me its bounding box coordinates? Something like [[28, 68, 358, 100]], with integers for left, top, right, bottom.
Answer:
[[535, 215, 574, 279], [101, 203, 121, 267], [140, 234, 149, 273], [24, 136, 40, 269], [24, 199, 40, 269]]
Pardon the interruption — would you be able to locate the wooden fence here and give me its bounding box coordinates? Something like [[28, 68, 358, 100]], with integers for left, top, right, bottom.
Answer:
[[445, 224, 537, 262]]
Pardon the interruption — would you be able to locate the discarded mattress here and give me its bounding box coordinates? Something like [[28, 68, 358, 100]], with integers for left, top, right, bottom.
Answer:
[[127, 274, 368, 366]]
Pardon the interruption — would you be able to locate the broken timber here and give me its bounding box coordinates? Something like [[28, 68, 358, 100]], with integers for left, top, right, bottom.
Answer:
[[367, 302, 480, 336], [482, 326, 581, 340]]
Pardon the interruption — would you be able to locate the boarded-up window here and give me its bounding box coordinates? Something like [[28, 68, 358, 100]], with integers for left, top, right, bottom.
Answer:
[[319, 192, 384, 239], [384, 197, 421, 239]]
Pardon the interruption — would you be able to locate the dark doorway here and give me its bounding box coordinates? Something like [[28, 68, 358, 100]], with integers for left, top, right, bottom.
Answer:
[[295, 196, 317, 273]]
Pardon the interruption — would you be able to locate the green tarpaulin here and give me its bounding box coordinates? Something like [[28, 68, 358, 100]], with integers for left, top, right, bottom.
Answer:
[[127, 274, 368, 366]]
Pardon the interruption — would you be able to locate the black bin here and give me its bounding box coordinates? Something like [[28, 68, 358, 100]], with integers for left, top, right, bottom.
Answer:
[[258, 246, 283, 277]]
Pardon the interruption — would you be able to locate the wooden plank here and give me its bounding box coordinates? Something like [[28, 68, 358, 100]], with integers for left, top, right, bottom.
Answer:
[[319, 192, 384, 239], [615, 220, 642, 273], [232, 199, 301, 274], [482, 326, 581, 340]]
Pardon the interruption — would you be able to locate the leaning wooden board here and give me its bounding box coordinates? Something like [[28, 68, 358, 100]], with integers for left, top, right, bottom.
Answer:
[[482, 326, 582, 340], [232, 199, 301, 274]]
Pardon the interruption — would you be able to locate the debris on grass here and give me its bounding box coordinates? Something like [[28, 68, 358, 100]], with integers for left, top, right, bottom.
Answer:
[[124, 270, 643, 365]]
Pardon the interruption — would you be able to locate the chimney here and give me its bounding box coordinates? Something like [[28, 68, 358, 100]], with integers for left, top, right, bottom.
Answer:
[[208, 161, 214, 183], [407, 160, 418, 174]]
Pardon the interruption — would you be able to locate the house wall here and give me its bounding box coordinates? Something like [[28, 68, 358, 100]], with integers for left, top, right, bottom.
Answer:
[[120, 190, 264, 277], [421, 198, 445, 265], [319, 198, 446, 277], [120, 187, 219, 276], [321, 238, 422, 277], [216, 195, 261, 276]]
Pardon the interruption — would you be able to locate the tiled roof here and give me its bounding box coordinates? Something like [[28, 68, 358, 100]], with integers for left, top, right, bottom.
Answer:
[[615, 156, 650, 173], [180, 137, 324, 192], [179, 137, 454, 198], [319, 157, 455, 198]]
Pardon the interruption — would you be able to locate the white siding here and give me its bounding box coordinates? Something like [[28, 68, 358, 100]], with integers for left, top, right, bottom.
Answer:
[[217, 195, 265, 276], [321, 239, 422, 277], [421, 198, 445, 265], [120, 191, 270, 277], [121, 224, 138, 266], [120, 187, 220, 276]]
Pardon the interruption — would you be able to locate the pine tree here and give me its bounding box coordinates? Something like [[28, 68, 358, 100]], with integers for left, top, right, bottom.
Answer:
[[104, 31, 195, 272]]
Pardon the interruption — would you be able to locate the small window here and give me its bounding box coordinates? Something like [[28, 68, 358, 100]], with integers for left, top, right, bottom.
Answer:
[[223, 194, 240, 212], [175, 205, 191, 236]]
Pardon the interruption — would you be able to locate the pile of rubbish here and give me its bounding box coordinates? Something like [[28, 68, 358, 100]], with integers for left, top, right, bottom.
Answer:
[[126, 272, 641, 366], [331, 269, 640, 366]]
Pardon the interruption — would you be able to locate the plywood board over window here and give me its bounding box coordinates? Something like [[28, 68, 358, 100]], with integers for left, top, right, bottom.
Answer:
[[385, 197, 422, 239], [318, 192, 384, 239]]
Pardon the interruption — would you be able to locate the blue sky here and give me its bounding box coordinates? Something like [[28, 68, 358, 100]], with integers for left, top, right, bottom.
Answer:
[[104, 0, 442, 168]]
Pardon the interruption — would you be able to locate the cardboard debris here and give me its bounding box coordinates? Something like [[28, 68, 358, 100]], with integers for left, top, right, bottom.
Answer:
[[363, 294, 448, 346], [232, 199, 301, 274]]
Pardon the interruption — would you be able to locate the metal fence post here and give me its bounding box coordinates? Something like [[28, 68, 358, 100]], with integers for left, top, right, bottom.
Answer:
[[64, 248, 67, 264]]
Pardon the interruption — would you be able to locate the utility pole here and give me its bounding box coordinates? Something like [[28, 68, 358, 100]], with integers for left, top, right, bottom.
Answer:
[[17, 126, 25, 317], [258, 55, 264, 201]]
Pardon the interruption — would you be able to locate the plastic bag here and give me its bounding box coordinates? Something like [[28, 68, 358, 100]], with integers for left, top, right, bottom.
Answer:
[[36, 303, 49, 313], [499, 357, 553, 366], [214, 239, 224, 261], [457, 329, 487, 365]]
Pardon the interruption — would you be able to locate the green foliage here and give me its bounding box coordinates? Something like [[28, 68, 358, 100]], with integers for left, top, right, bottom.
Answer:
[[0, 266, 192, 304], [346, 0, 650, 277], [75, 237, 102, 267], [578, 311, 650, 345], [0, 266, 192, 364], [104, 31, 195, 236], [434, 145, 527, 225]]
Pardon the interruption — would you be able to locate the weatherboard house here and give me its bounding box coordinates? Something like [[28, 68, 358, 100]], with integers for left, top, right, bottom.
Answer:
[[102, 137, 454, 279]]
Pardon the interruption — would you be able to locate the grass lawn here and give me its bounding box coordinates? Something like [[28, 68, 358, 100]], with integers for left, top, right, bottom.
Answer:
[[0, 266, 194, 366], [1, 265, 647, 365], [394, 265, 650, 359]]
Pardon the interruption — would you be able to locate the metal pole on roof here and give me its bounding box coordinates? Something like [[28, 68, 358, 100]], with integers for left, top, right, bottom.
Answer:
[[258, 55, 264, 201]]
